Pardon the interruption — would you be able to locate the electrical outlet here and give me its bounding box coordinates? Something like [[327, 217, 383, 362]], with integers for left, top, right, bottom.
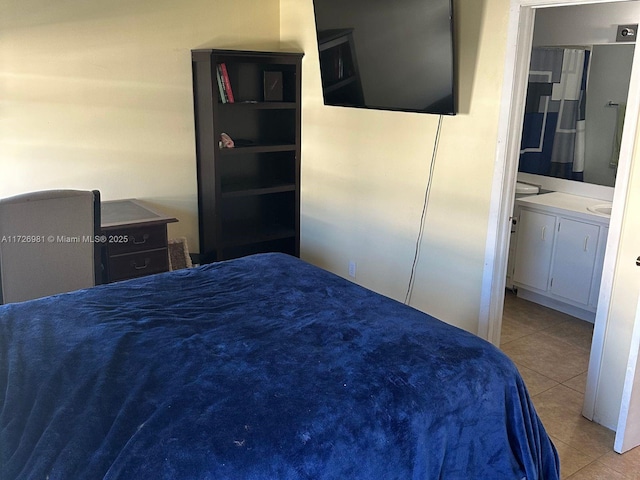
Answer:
[[348, 260, 357, 278]]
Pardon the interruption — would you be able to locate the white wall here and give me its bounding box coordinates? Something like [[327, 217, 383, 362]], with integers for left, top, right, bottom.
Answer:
[[0, 0, 281, 251], [281, 0, 511, 333]]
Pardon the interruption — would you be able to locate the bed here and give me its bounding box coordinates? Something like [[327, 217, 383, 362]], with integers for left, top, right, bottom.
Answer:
[[0, 253, 559, 479]]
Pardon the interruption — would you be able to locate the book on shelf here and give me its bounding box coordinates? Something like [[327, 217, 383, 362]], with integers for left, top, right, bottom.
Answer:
[[216, 65, 227, 103], [219, 63, 235, 103]]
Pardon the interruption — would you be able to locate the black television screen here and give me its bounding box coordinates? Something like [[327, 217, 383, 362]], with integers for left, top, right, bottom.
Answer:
[[312, 0, 456, 115]]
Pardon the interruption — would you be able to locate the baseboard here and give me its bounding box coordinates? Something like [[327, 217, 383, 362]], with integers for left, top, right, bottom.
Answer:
[[516, 288, 596, 323]]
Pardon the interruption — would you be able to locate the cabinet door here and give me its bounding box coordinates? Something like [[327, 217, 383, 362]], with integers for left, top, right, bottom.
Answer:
[[513, 209, 556, 291], [550, 218, 600, 305]]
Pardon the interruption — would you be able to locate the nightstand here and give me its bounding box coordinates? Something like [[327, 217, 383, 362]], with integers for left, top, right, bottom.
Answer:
[[101, 199, 178, 283]]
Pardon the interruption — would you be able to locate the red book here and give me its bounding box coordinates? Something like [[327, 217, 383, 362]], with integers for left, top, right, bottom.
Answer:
[[215, 65, 227, 103], [219, 63, 234, 103]]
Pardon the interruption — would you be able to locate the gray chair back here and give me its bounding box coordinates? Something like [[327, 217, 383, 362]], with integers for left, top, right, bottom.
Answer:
[[0, 190, 101, 304]]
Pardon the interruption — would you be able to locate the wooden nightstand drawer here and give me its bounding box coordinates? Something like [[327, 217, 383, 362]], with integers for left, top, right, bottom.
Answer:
[[107, 248, 169, 282], [101, 199, 178, 283], [105, 224, 167, 256]]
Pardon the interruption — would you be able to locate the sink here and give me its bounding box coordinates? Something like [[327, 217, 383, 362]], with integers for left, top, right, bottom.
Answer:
[[587, 204, 612, 216]]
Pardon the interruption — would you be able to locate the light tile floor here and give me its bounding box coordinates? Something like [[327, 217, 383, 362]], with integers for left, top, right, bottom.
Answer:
[[501, 290, 640, 479]]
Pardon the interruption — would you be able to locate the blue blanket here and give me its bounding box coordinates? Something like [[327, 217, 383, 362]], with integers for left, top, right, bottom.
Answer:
[[0, 253, 559, 479]]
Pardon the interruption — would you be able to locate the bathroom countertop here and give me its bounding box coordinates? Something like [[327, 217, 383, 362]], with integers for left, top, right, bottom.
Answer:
[[516, 192, 611, 225]]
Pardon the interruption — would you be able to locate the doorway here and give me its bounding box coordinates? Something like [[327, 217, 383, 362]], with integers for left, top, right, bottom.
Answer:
[[479, 0, 640, 446]]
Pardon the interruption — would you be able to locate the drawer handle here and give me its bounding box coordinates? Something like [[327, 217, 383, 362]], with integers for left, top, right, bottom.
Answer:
[[584, 235, 590, 252], [131, 258, 150, 270], [132, 234, 149, 245], [542, 226, 546, 241]]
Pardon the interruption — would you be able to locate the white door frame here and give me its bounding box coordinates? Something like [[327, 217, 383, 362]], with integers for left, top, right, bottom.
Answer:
[[479, 0, 640, 426], [615, 296, 640, 452]]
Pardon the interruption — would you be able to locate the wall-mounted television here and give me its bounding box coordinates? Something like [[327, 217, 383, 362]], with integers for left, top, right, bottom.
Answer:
[[312, 0, 456, 115]]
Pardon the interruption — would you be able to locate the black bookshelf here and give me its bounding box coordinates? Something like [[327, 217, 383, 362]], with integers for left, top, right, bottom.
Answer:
[[191, 49, 303, 263]]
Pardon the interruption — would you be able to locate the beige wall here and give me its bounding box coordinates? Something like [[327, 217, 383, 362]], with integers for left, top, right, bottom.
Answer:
[[0, 0, 281, 250], [282, 0, 509, 333], [2, 0, 512, 335]]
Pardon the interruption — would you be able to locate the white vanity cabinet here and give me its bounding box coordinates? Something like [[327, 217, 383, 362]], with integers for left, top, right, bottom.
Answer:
[[549, 217, 602, 305], [512, 192, 610, 322], [513, 209, 556, 292]]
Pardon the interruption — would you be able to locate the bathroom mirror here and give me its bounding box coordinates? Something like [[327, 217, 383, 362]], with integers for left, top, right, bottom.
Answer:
[[517, 43, 634, 188]]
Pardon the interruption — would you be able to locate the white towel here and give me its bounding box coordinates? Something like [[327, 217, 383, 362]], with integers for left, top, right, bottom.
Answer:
[[573, 119, 586, 173]]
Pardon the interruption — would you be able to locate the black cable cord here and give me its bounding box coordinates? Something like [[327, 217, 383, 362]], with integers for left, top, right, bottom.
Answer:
[[404, 114, 443, 305]]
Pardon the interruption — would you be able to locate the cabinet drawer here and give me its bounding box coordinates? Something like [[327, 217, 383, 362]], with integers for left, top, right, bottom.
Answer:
[[107, 248, 169, 282], [105, 225, 167, 255]]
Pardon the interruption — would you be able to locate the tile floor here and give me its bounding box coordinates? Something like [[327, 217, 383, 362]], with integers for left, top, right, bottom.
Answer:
[[500, 290, 640, 479]]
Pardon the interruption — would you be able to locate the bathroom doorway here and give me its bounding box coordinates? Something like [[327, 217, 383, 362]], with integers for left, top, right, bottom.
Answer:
[[503, 6, 634, 360], [480, 0, 640, 451]]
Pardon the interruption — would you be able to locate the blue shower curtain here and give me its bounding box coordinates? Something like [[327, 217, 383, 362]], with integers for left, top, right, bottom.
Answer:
[[519, 47, 590, 181]]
